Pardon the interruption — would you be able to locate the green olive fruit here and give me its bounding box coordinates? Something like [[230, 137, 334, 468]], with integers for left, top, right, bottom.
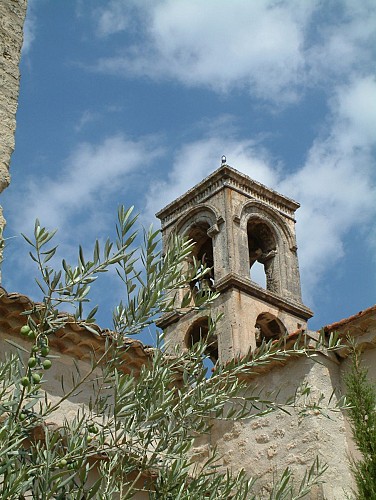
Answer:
[[20, 325, 31, 336], [42, 359, 52, 370], [32, 345, 39, 353], [28, 357, 37, 368], [88, 424, 99, 434], [28, 331, 36, 340], [40, 346, 49, 356], [21, 377, 30, 387], [19, 413, 27, 421], [58, 459, 67, 469], [32, 373, 41, 384]]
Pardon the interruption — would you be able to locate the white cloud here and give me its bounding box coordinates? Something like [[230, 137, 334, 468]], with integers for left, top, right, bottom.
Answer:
[[74, 110, 99, 132], [144, 135, 278, 223], [75, 106, 125, 132], [92, 0, 376, 104], [22, 0, 38, 55], [335, 76, 376, 148], [94, 0, 317, 102], [279, 76, 376, 301], [94, 0, 131, 37], [10, 134, 164, 237], [307, 1, 376, 85], [143, 76, 376, 306], [3, 134, 165, 302]]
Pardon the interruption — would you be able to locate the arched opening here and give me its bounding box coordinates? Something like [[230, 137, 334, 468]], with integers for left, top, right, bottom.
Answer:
[[247, 220, 278, 292], [187, 222, 215, 292], [254, 312, 287, 347], [185, 317, 218, 365]]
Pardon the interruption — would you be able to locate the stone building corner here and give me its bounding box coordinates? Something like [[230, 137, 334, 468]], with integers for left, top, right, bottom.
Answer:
[[0, 0, 28, 274]]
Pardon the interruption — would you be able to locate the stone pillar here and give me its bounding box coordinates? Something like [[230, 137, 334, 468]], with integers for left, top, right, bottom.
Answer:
[[0, 0, 28, 277]]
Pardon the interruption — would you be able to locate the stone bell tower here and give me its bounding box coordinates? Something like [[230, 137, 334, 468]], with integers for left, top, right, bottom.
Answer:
[[156, 164, 313, 363]]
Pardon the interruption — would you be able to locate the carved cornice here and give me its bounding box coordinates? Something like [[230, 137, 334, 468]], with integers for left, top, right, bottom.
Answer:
[[156, 165, 300, 228], [215, 273, 313, 320], [156, 311, 182, 329]]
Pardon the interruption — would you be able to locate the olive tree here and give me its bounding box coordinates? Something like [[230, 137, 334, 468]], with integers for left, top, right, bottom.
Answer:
[[0, 207, 342, 499]]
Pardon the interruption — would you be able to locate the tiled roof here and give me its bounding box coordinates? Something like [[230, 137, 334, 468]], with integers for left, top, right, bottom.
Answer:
[[323, 304, 376, 335], [0, 286, 153, 376], [322, 304, 376, 358], [1, 286, 375, 376]]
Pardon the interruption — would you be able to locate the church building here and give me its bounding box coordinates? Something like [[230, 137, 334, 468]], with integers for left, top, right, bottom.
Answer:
[[155, 162, 376, 499]]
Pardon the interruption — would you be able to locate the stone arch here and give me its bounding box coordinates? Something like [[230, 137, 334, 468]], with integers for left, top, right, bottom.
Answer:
[[255, 312, 287, 347], [240, 201, 296, 250], [239, 201, 297, 296], [177, 205, 219, 288], [244, 212, 281, 293], [247, 217, 278, 291], [176, 204, 219, 236], [185, 316, 218, 363]]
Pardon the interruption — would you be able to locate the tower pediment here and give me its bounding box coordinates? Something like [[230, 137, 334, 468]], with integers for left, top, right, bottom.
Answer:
[[157, 165, 299, 229]]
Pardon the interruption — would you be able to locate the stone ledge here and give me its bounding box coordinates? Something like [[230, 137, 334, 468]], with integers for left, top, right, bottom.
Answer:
[[156, 165, 300, 228], [215, 273, 313, 321]]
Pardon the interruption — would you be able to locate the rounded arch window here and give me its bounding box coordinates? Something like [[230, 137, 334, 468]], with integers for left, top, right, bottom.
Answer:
[[187, 222, 215, 291], [254, 312, 287, 347], [185, 317, 218, 364], [247, 219, 278, 293]]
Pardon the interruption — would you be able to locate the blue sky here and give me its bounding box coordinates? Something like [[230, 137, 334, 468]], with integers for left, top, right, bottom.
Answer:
[[2, 0, 376, 337]]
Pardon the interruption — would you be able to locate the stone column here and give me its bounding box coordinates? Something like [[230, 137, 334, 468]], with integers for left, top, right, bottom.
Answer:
[[0, 0, 28, 278]]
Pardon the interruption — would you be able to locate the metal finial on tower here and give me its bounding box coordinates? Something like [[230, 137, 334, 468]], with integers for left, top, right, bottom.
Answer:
[[221, 155, 226, 165]]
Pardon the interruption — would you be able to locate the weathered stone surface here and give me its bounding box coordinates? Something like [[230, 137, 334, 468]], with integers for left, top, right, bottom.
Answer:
[[1, 282, 376, 497], [157, 165, 376, 497], [0, 0, 27, 255], [186, 342, 376, 498], [157, 165, 313, 363]]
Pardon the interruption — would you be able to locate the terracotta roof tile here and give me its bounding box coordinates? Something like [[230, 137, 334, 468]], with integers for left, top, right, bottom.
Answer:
[[0, 286, 153, 376], [323, 304, 376, 334], [2, 287, 375, 377]]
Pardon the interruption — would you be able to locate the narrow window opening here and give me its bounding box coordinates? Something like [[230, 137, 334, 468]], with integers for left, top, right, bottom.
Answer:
[[247, 220, 278, 292], [250, 261, 267, 289], [188, 223, 215, 292]]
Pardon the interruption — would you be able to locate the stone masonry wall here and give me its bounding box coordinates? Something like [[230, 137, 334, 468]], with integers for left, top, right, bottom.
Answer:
[[0, 0, 27, 231], [201, 354, 356, 499]]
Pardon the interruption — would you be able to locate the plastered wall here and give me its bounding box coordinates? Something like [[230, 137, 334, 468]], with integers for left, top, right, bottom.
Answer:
[[194, 354, 354, 498], [0, 333, 150, 499], [193, 347, 376, 498]]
